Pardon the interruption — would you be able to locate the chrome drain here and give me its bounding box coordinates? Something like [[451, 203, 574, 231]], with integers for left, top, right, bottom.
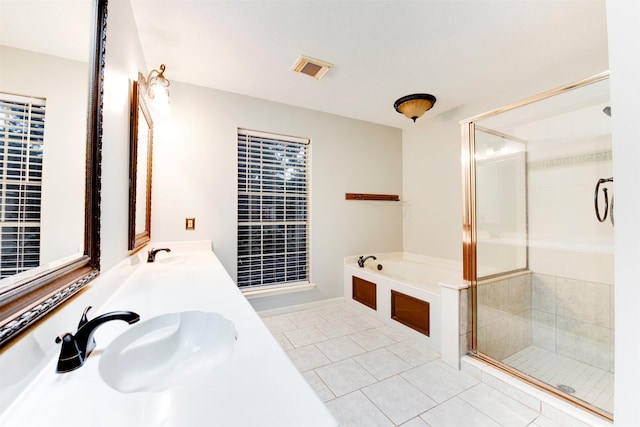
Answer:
[[557, 384, 576, 394]]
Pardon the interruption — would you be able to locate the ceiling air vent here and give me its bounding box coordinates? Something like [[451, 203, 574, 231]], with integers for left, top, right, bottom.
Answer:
[[291, 55, 332, 80]]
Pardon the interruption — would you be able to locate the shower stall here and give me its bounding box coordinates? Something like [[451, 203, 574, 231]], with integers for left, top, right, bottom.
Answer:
[[461, 73, 613, 419]]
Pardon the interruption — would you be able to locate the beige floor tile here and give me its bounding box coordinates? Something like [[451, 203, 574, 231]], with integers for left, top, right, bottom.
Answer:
[[316, 319, 359, 339], [387, 338, 440, 367], [325, 391, 394, 427], [342, 313, 385, 332], [284, 325, 328, 347], [302, 370, 335, 402], [271, 332, 294, 350], [315, 304, 359, 321], [375, 324, 415, 342], [286, 310, 327, 328], [316, 358, 377, 396], [362, 375, 437, 425], [261, 314, 297, 334], [286, 345, 331, 372], [399, 417, 430, 427], [353, 347, 412, 380], [316, 336, 367, 362], [269, 303, 596, 427], [350, 328, 397, 351], [529, 415, 565, 427], [401, 360, 478, 403], [420, 397, 500, 427]]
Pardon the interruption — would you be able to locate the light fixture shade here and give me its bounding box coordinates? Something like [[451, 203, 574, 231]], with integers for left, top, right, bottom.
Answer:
[[147, 64, 170, 100], [148, 84, 170, 104], [140, 64, 171, 110], [394, 93, 437, 122]]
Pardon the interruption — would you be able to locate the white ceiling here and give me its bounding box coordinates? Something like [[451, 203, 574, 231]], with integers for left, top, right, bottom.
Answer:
[[2, 1, 609, 129], [129, 0, 609, 129], [0, 0, 92, 62]]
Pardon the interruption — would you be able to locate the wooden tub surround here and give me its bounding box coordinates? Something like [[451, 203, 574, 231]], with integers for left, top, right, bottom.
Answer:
[[346, 255, 466, 365], [391, 290, 430, 336], [352, 276, 377, 310]]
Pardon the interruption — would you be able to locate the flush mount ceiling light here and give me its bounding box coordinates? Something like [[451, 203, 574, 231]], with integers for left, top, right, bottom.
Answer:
[[291, 55, 332, 80], [394, 93, 437, 122], [139, 64, 171, 106]]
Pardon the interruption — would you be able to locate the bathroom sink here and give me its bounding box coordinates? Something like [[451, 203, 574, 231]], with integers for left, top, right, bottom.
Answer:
[[99, 311, 237, 393], [157, 255, 185, 265]]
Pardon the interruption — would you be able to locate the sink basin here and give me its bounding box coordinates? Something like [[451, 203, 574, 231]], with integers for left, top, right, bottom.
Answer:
[[157, 255, 185, 265], [99, 311, 237, 393]]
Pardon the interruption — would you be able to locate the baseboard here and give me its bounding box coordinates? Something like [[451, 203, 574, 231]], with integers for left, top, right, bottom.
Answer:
[[256, 297, 345, 317]]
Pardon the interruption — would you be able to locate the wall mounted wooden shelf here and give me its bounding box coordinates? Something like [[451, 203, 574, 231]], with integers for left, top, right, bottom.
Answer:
[[345, 193, 399, 201]]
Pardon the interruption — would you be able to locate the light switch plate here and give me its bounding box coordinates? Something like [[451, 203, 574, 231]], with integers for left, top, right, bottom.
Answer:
[[185, 217, 195, 230]]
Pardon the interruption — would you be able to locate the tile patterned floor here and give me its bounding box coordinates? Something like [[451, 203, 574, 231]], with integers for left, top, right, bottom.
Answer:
[[262, 303, 569, 427], [503, 346, 614, 415]]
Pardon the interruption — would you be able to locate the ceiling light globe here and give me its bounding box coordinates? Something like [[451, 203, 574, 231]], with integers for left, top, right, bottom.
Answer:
[[394, 93, 437, 122]]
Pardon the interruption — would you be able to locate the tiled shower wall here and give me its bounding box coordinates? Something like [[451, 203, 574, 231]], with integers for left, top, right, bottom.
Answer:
[[475, 271, 614, 373], [476, 272, 532, 361], [531, 273, 614, 372], [526, 148, 614, 372]]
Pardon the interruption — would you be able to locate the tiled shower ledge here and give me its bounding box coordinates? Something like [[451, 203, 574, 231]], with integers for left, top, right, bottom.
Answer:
[[461, 356, 612, 427]]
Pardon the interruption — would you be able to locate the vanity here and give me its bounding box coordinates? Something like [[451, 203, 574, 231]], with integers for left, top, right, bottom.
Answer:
[[0, 241, 337, 426]]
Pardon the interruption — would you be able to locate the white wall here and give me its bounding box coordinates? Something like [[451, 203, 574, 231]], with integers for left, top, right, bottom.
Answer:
[[151, 82, 403, 310], [100, 0, 148, 270], [402, 70, 610, 264], [607, 0, 640, 425], [528, 155, 614, 285], [0, 46, 87, 265]]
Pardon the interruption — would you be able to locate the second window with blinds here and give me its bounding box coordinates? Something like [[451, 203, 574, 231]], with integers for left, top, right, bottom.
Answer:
[[237, 129, 310, 289], [0, 94, 45, 280]]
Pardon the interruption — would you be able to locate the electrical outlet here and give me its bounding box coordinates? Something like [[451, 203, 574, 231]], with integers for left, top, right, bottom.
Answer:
[[185, 217, 195, 230]]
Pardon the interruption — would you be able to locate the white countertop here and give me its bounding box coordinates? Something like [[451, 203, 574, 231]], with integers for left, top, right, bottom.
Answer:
[[0, 246, 337, 427]]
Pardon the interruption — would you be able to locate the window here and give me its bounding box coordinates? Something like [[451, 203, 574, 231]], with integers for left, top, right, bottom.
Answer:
[[237, 129, 309, 289], [0, 94, 45, 279]]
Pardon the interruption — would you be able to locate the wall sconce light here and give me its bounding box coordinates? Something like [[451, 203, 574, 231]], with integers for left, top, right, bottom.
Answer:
[[394, 93, 437, 122], [139, 64, 171, 108]]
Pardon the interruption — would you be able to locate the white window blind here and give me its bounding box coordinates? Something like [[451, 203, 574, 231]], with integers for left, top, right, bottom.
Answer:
[[0, 94, 45, 279], [237, 129, 310, 288]]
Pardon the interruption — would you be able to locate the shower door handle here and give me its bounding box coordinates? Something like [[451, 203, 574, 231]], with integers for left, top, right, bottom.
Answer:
[[594, 177, 614, 224]]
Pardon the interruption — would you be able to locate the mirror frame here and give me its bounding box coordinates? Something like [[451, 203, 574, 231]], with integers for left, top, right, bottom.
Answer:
[[0, 0, 105, 347], [128, 80, 153, 253]]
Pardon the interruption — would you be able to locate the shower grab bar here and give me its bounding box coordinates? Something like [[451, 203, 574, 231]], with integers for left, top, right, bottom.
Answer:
[[594, 177, 614, 225]]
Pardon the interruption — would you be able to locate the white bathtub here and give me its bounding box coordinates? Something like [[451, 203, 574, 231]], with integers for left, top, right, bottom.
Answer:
[[362, 258, 460, 295], [344, 254, 465, 366]]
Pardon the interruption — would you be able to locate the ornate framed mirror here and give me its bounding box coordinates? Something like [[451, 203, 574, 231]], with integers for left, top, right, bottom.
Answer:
[[0, 0, 105, 346], [128, 80, 153, 253]]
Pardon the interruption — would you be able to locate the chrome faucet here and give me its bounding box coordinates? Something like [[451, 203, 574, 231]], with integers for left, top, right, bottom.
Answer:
[[55, 306, 140, 373], [147, 247, 171, 262], [357, 255, 377, 268]]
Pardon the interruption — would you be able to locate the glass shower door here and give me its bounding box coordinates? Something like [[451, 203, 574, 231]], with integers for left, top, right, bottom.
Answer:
[[463, 74, 614, 418]]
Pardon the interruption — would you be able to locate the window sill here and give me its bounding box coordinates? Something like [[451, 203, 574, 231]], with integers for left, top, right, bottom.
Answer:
[[241, 282, 316, 299]]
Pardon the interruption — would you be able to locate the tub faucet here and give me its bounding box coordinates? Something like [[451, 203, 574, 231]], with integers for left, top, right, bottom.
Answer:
[[147, 247, 171, 262], [55, 306, 140, 373], [358, 255, 377, 268]]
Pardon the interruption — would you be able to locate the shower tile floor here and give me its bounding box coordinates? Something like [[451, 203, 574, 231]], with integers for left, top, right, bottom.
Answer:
[[261, 302, 601, 427], [503, 346, 614, 415]]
